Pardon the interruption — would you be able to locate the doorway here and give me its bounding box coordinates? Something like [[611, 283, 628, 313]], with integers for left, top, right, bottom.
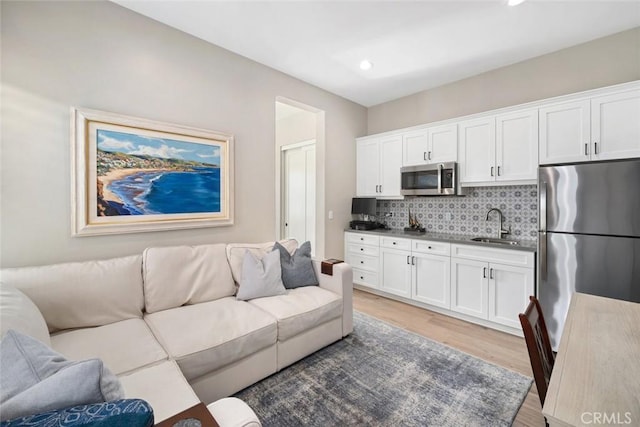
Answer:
[[275, 99, 325, 258]]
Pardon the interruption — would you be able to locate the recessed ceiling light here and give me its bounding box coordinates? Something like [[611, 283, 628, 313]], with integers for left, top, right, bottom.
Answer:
[[360, 60, 373, 71], [507, 0, 526, 5]]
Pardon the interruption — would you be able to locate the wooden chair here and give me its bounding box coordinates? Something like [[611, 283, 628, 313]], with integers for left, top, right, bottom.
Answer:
[[519, 295, 555, 408]]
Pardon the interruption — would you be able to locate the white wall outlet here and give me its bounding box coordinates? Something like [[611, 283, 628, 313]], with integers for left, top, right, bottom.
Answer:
[[328, 210, 334, 220], [447, 212, 454, 221]]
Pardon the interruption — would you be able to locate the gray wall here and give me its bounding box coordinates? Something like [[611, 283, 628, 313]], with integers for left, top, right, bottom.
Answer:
[[0, 1, 366, 267], [368, 27, 640, 134]]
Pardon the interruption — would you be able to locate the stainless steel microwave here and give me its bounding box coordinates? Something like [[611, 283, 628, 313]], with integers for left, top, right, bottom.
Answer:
[[400, 162, 467, 196]]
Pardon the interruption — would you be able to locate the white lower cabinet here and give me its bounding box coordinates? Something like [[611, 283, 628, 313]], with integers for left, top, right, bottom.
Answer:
[[345, 232, 535, 335], [451, 244, 535, 330]]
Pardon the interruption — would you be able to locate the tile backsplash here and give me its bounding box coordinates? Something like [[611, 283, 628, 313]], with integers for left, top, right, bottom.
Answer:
[[376, 185, 538, 241]]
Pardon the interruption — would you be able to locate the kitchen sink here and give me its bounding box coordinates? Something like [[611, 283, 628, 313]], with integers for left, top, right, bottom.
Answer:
[[471, 237, 519, 245]]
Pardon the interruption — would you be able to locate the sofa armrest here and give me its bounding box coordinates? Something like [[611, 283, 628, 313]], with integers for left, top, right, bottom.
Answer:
[[0, 399, 153, 427], [312, 260, 353, 337]]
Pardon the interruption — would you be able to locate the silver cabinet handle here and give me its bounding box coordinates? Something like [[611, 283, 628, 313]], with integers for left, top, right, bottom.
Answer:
[[360, 261, 364, 264], [594, 142, 598, 154], [360, 276, 364, 280], [490, 268, 494, 279], [360, 248, 364, 251], [490, 166, 494, 177], [585, 143, 589, 156], [497, 166, 501, 176], [428, 151, 432, 160], [423, 152, 427, 161], [406, 255, 410, 265], [392, 241, 396, 245], [411, 256, 415, 265], [483, 267, 487, 278]]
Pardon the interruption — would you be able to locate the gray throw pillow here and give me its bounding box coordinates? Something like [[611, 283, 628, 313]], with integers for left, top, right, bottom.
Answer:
[[236, 249, 287, 301], [0, 330, 124, 421], [273, 241, 318, 289]]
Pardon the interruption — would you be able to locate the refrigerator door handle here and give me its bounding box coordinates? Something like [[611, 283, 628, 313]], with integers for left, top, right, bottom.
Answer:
[[539, 180, 548, 280]]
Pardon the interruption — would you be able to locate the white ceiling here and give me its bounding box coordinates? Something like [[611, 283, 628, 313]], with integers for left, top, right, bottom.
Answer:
[[113, 1, 640, 107]]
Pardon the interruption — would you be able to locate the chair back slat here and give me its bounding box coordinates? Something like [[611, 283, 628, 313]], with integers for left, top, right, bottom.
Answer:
[[519, 295, 556, 406]]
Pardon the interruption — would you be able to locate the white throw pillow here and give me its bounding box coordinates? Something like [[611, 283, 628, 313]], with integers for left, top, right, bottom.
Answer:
[[0, 282, 50, 346], [236, 250, 287, 301], [226, 239, 298, 285]]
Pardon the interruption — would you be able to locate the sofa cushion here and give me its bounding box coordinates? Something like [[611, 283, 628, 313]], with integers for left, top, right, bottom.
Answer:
[[50, 318, 168, 376], [236, 250, 286, 301], [0, 330, 123, 421], [144, 297, 277, 380], [0, 255, 144, 332], [119, 360, 199, 423], [0, 282, 50, 346], [143, 244, 235, 314], [226, 239, 298, 285], [273, 241, 318, 289], [249, 286, 342, 341]]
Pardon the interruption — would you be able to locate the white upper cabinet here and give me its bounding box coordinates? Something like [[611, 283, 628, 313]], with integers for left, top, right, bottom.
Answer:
[[591, 89, 640, 161], [459, 109, 537, 185], [539, 88, 640, 165], [539, 99, 591, 165], [402, 124, 457, 166], [495, 109, 538, 181], [458, 117, 496, 184], [356, 135, 403, 198]]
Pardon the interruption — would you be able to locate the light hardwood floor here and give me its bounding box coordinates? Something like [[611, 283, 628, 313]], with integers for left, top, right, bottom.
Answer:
[[353, 289, 545, 427]]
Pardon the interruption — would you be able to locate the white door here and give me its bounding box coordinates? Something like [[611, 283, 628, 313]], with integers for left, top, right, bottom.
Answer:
[[402, 129, 430, 166], [592, 89, 640, 161], [282, 142, 315, 253], [539, 99, 591, 165], [496, 108, 538, 181], [356, 138, 379, 196], [378, 135, 403, 197], [379, 248, 412, 298], [458, 117, 496, 184], [428, 124, 458, 164], [413, 253, 451, 309], [450, 258, 488, 318], [487, 263, 533, 329]]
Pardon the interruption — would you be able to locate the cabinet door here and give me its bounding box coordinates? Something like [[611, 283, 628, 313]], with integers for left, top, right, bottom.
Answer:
[[539, 99, 591, 165], [356, 138, 379, 196], [487, 263, 533, 329], [458, 117, 495, 184], [379, 248, 412, 298], [402, 129, 429, 166], [496, 109, 538, 181], [413, 253, 451, 309], [379, 135, 403, 197], [450, 258, 488, 318], [592, 89, 640, 161], [428, 124, 458, 164]]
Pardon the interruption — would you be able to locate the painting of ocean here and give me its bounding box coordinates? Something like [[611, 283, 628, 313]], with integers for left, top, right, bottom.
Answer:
[[108, 168, 220, 215]]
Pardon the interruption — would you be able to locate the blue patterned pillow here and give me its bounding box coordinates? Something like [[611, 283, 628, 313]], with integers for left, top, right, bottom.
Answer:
[[273, 241, 318, 289], [0, 399, 153, 427]]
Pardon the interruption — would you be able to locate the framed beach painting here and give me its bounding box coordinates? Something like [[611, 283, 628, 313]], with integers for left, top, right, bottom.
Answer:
[[71, 108, 234, 236]]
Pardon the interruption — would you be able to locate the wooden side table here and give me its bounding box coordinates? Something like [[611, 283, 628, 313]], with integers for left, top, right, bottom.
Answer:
[[155, 403, 220, 427]]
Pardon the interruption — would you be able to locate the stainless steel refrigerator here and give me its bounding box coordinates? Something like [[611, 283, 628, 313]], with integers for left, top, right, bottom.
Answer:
[[538, 159, 640, 350]]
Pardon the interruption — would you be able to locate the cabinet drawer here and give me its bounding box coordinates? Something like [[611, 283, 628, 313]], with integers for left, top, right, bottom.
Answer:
[[348, 253, 379, 272], [380, 237, 411, 250], [451, 244, 534, 268], [347, 243, 379, 257], [346, 232, 380, 246], [412, 240, 451, 256], [353, 268, 378, 288]]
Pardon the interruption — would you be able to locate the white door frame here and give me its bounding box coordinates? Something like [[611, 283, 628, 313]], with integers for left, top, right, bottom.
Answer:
[[275, 97, 326, 259]]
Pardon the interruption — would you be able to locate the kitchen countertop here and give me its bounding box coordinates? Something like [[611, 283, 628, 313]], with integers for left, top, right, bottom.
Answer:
[[345, 228, 537, 252]]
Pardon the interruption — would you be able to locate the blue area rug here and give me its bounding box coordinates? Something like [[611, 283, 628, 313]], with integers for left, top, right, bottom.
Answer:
[[235, 311, 532, 426]]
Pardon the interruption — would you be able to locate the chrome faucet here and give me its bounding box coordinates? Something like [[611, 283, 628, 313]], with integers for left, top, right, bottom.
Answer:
[[486, 208, 511, 239]]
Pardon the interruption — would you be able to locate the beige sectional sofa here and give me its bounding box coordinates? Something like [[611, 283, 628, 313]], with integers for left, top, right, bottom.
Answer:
[[0, 240, 353, 424]]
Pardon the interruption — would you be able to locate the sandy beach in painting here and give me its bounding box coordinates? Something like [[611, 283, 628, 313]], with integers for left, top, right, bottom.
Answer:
[[98, 168, 163, 204]]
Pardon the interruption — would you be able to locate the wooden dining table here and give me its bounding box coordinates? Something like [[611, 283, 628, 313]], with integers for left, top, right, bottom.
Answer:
[[542, 293, 640, 427]]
